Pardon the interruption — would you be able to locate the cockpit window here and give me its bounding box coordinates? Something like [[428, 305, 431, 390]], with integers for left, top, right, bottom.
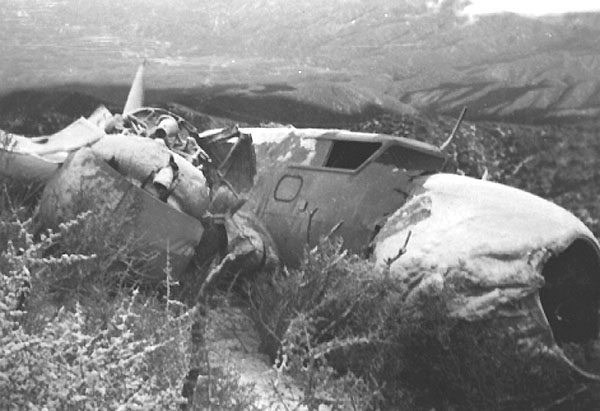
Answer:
[[376, 145, 444, 172], [324, 141, 381, 170]]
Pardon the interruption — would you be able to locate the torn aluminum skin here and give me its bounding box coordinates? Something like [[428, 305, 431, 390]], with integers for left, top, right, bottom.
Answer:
[[38, 147, 205, 281]]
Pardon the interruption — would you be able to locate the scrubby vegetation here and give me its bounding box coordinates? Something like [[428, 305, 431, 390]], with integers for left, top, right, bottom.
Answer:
[[248, 236, 599, 410], [2, 175, 596, 409], [2, 93, 600, 410], [0, 181, 259, 411]]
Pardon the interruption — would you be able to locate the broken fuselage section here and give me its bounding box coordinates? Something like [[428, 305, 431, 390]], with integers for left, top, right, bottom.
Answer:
[[211, 125, 600, 380], [222, 127, 452, 264]]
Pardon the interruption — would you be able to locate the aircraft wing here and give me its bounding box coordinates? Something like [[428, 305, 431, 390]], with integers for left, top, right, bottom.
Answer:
[[0, 118, 105, 181]]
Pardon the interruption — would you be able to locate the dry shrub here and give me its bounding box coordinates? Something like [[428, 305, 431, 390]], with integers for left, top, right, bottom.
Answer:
[[0, 181, 259, 410], [247, 237, 386, 410], [380, 292, 590, 411], [33, 190, 158, 308], [248, 237, 595, 410], [0, 180, 187, 410]]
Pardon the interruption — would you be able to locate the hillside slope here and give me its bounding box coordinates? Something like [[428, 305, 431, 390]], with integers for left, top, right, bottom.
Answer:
[[2, 1, 600, 122]]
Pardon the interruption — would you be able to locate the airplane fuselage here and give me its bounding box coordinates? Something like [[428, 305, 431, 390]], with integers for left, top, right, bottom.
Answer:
[[238, 128, 449, 264]]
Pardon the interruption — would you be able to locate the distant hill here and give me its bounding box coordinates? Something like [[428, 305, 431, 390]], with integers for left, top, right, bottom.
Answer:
[[2, 0, 600, 122]]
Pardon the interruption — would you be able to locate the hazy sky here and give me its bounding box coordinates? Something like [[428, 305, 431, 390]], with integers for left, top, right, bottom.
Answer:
[[462, 0, 600, 16]]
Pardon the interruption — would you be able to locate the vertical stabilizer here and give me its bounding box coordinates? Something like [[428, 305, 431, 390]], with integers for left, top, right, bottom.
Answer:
[[123, 62, 146, 115]]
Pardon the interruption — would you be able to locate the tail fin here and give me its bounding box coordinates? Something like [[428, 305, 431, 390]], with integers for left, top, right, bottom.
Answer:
[[123, 61, 146, 115]]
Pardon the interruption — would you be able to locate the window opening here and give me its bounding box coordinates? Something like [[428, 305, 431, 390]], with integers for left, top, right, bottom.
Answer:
[[324, 141, 381, 170]]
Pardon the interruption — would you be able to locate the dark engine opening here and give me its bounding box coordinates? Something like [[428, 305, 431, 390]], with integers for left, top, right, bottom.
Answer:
[[540, 238, 600, 344]]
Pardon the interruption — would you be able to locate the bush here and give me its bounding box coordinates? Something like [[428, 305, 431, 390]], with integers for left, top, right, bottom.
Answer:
[[0, 181, 186, 410], [248, 237, 595, 410], [384, 296, 586, 410], [0, 181, 259, 411], [32, 193, 158, 310], [0, 293, 189, 410], [247, 237, 387, 410]]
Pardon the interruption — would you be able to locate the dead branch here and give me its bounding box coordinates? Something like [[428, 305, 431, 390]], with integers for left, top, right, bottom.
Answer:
[[384, 230, 412, 267]]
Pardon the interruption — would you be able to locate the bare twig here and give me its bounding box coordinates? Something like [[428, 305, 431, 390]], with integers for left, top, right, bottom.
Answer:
[[512, 155, 535, 176], [534, 384, 589, 411], [384, 230, 412, 267]]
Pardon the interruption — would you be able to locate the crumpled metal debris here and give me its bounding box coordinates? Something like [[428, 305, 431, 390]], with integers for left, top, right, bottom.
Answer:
[[28, 112, 269, 294], [90, 134, 211, 219], [39, 147, 205, 280], [198, 210, 280, 298]]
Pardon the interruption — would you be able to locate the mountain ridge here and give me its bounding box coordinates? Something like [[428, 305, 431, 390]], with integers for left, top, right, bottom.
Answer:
[[2, 1, 600, 122]]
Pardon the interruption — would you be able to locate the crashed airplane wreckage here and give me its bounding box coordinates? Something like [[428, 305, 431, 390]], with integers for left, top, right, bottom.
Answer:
[[1, 64, 600, 381]]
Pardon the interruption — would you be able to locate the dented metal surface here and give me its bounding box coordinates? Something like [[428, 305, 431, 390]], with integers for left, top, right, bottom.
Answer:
[[373, 173, 600, 379], [39, 148, 204, 280], [229, 126, 448, 264], [90, 134, 211, 219]]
